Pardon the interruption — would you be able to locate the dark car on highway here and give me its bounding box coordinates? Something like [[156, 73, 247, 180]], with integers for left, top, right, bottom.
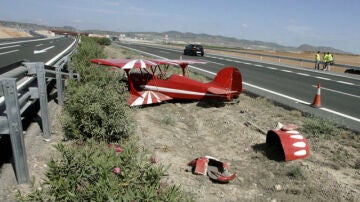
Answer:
[[183, 44, 204, 56]]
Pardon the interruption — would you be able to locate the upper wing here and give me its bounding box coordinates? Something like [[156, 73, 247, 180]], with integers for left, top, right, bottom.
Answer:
[[91, 58, 207, 69], [151, 59, 207, 66], [90, 59, 157, 69]]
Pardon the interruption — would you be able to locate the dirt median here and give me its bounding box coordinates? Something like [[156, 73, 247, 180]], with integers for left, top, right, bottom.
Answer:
[[0, 44, 358, 201]]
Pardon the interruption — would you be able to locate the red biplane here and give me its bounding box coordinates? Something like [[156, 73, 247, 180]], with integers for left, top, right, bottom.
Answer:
[[90, 58, 243, 106]]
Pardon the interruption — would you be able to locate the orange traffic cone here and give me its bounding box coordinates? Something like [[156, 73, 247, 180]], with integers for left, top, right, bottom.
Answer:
[[311, 83, 321, 108]]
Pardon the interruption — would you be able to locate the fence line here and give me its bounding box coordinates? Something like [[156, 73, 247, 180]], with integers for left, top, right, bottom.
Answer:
[[0, 40, 79, 184]]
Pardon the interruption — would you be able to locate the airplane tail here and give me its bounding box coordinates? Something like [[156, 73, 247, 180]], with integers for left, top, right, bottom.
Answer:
[[211, 67, 243, 100]]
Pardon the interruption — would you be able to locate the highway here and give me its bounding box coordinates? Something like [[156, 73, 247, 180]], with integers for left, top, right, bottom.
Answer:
[[0, 36, 76, 68], [115, 42, 360, 132]]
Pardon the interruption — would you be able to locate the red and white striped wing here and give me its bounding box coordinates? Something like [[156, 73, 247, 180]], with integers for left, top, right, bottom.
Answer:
[[91, 58, 206, 69], [90, 59, 158, 69], [151, 59, 207, 66]]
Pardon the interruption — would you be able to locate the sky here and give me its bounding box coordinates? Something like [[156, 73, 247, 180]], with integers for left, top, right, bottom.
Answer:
[[1, 0, 360, 54]]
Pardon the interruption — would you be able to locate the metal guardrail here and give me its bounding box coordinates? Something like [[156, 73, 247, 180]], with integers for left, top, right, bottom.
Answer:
[[0, 38, 79, 184], [207, 47, 360, 71]]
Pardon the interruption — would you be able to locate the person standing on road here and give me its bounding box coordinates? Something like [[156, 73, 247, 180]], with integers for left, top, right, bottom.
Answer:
[[322, 52, 329, 70], [315, 51, 321, 70], [326, 52, 333, 71]]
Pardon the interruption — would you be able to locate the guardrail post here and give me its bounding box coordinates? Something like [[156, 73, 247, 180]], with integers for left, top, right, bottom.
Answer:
[[1, 79, 30, 184], [55, 66, 64, 106], [66, 56, 74, 79], [34, 62, 51, 139]]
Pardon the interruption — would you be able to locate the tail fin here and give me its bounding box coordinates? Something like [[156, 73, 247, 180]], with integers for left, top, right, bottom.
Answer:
[[211, 67, 242, 99]]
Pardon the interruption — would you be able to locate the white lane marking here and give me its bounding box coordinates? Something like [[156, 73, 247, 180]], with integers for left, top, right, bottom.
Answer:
[[297, 73, 310, 76], [0, 37, 60, 46], [254, 64, 263, 67], [198, 59, 225, 66], [36, 44, 43, 47], [117, 44, 360, 123], [245, 82, 359, 122], [244, 62, 252, 65], [34, 45, 55, 54], [244, 82, 310, 104], [321, 107, 360, 122], [266, 66, 277, 70], [312, 85, 360, 99], [0, 49, 19, 55], [45, 39, 76, 65], [0, 44, 20, 50], [316, 76, 331, 80], [281, 70, 292, 73], [336, 81, 354, 85]]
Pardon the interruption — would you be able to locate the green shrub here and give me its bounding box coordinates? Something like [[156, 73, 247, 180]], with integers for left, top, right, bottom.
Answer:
[[63, 80, 133, 142], [64, 36, 133, 142], [72, 36, 106, 76], [19, 139, 188, 201], [23, 36, 190, 201], [93, 37, 112, 46]]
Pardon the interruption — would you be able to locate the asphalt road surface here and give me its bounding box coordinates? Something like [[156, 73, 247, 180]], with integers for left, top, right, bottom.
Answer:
[[115, 42, 360, 132], [0, 36, 76, 67]]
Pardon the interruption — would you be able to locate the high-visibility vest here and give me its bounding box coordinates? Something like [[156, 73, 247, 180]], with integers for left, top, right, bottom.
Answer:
[[328, 54, 333, 62], [323, 54, 329, 62], [316, 54, 320, 61]]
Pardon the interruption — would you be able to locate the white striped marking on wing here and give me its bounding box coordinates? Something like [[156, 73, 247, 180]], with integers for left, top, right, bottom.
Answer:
[[143, 85, 215, 96], [293, 142, 306, 148], [286, 130, 300, 134], [294, 150, 307, 156], [290, 135, 304, 140]]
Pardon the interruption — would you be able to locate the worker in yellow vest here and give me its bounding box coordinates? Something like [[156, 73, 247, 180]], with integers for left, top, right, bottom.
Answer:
[[314, 51, 321, 70], [326, 53, 333, 71], [322, 52, 329, 70]]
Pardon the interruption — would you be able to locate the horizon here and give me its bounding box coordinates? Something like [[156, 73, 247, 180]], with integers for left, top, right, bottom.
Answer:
[[1, 0, 359, 54]]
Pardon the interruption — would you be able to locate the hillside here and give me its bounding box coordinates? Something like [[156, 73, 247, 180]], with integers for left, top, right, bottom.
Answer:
[[0, 20, 349, 54]]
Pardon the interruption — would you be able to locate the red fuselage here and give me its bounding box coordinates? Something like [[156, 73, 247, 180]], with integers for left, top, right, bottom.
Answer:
[[130, 72, 239, 101]]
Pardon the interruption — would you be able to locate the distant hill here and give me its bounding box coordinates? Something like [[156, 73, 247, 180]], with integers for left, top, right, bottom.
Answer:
[[295, 44, 345, 54], [0, 20, 77, 32], [117, 30, 348, 54], [0, 20, 349, 54]]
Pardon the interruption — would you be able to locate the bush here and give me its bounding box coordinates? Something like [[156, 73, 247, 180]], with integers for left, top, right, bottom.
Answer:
[[64, 36, 133, 142], [19, 36, 190, 201], [93, 37, 112, 46], [19, 140, 188, 201], [72, 37, 106, 71], [63, 80, 133, 142]]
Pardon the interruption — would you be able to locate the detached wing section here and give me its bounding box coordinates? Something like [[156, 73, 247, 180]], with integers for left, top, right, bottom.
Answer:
[[129, 90, 173, 106]]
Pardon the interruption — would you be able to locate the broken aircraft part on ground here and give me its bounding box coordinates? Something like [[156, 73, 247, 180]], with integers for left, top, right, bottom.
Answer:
[[188, 156, 236, 183], [266, 124, 310, 161]]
